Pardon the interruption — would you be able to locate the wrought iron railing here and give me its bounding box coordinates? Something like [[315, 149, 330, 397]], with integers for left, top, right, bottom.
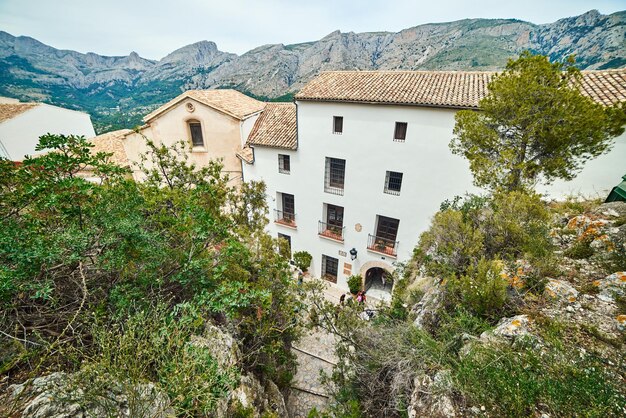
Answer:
[[367, 234, 399, 256], [274, 209, 296, 226], [318, 221, 345, 241]]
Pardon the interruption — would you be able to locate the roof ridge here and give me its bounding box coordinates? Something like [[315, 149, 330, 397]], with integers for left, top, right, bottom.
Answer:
[[319, 70, 499, 75]]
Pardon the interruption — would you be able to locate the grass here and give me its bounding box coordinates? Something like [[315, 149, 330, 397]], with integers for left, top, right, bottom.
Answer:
[[455, 340, 625, 417]]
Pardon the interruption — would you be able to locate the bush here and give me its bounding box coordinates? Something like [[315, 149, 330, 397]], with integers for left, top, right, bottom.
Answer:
[[456, 340, 625, 417], [69, 305, 238, 417], [293, 251, 312, 272], [564, 235, 595, 259], [483, 190, 552, 260], [415, 209, 485, 278], [446, 258, 508, 317], [347, 275, 362, 294]]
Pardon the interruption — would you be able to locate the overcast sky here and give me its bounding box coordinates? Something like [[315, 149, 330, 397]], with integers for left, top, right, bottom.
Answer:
[[0, 0, 623, 60]]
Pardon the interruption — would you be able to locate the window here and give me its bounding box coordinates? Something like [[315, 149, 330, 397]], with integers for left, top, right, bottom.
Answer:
[[275, 193, 296, 226], [188, 120, 204, 147], [384, 171, 403, 195], [376, 215, 400, 242], [333, 116, 343, 134], [368, 215, 400, 256], [278, 154, 290, 174], [319, 204, 345, 241], [321, 254, 339, 283], [324, 157, 346, 195], [394, 122, 407, 142], [326, 204, 344, 228], [277, 233, 291, 257]]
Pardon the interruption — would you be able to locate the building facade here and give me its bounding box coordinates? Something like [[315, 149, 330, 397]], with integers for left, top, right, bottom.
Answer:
[[0, 98, 95, 160], [122, 89, 265, 184], [242, 70, 626, 298]]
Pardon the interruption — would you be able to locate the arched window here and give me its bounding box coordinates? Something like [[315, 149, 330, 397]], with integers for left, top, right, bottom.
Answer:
[[188, 120, 204, 147]]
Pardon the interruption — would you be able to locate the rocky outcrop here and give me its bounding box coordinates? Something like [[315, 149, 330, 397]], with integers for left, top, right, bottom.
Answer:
[[6, 372, 173, 418], [4, 323, 289, 418], [412, 280, 444, 330], [408, 370, 458, 418]]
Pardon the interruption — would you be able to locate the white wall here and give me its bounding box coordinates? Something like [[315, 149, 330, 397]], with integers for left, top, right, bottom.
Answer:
[[537, 133, 626, 199], [0, 104, 95, 160], [245, 102, 478, 289], [244, 100, 626, 291]]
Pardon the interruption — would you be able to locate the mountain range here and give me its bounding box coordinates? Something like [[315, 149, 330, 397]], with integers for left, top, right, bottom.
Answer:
[[1, 9, 624, 133]]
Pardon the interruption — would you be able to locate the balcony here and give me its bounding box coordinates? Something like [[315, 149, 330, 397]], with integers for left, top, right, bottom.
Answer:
[[318, 221, 345, 242], [274, 209, 296, 228], [367, 234, 399, 257]]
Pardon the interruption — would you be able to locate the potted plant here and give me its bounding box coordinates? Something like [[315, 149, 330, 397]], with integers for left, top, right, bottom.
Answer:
[[347, 275, 362, 295], [293, 251, 312, 273]]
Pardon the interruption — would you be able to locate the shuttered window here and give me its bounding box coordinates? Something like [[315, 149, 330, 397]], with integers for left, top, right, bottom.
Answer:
[[333, 116, 343, 134], [278, 154, 290, 174], [189, 121, 204, 147], [394, 122, 407, 141]]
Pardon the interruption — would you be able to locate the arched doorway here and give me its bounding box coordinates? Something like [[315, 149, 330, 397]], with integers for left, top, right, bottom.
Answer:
[[359, 261, 395, 301]]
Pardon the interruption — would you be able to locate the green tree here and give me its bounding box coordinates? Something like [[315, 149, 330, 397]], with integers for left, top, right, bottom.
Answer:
[[451, 52, 626, 192], [1, 134, 302, 413]]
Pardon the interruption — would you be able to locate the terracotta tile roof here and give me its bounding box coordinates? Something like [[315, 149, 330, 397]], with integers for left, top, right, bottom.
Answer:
[[0, 103, 38, 123], [295, 70, 626, 108], [89, 129, 132, 167], [577, 70, 626, 106], [236, 146, 254, 164], [247, 103, 297, 150], [144, 89, 266, 122]]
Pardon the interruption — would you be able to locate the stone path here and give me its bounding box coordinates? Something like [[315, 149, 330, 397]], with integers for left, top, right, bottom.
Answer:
[[287, 328, 338, 417], [287, 277, 341, 417], [287, 277, 385, 417]]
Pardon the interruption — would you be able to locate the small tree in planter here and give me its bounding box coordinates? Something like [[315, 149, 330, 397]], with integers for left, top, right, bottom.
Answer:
[[293, 251, 312, 273], [347, 275, 363, 295]]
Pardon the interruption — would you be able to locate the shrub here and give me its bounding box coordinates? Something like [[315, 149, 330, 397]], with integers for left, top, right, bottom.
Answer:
[[415, 209, 485, 278], [347, 275, 362, 294], [564, 235, 594, 259], [455, 340, 625, 417], [446, 258, 508, 317], [70, 305, 238, 417], [483, 190, 552, 260], [293, 251, 312, 272]]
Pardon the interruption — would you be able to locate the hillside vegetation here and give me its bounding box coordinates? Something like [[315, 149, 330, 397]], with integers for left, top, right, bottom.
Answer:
[[0, 135, 301, 416]]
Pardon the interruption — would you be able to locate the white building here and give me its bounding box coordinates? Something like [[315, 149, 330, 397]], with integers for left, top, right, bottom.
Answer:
[[0, 98, 95, 160], [242, 70, 626, 298]]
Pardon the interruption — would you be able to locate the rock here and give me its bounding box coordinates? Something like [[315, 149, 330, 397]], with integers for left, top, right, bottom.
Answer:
[[230, 374, 264, 414], [263, 379, 288, 417], [190, 323, 240, 369], [7, 372, 173, 418], [408, 371, 459, 418], [481, 315, 533, 341], [595, 272, 626, 301], [412, 282, 444, 330], [544, 279, 579, 303], [220, 373, 288, 418], [591, 202, 626, 219]]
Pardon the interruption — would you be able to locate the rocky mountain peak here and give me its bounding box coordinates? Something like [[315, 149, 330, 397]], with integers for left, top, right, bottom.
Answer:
[[0, 9, 623, 133]]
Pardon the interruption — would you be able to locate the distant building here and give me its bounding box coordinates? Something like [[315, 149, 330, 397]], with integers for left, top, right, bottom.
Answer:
[[241, 69, 626, 298], [0, 98, 95, 160], [122, 89, 265, 184], [80, 129, 132, 182]]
